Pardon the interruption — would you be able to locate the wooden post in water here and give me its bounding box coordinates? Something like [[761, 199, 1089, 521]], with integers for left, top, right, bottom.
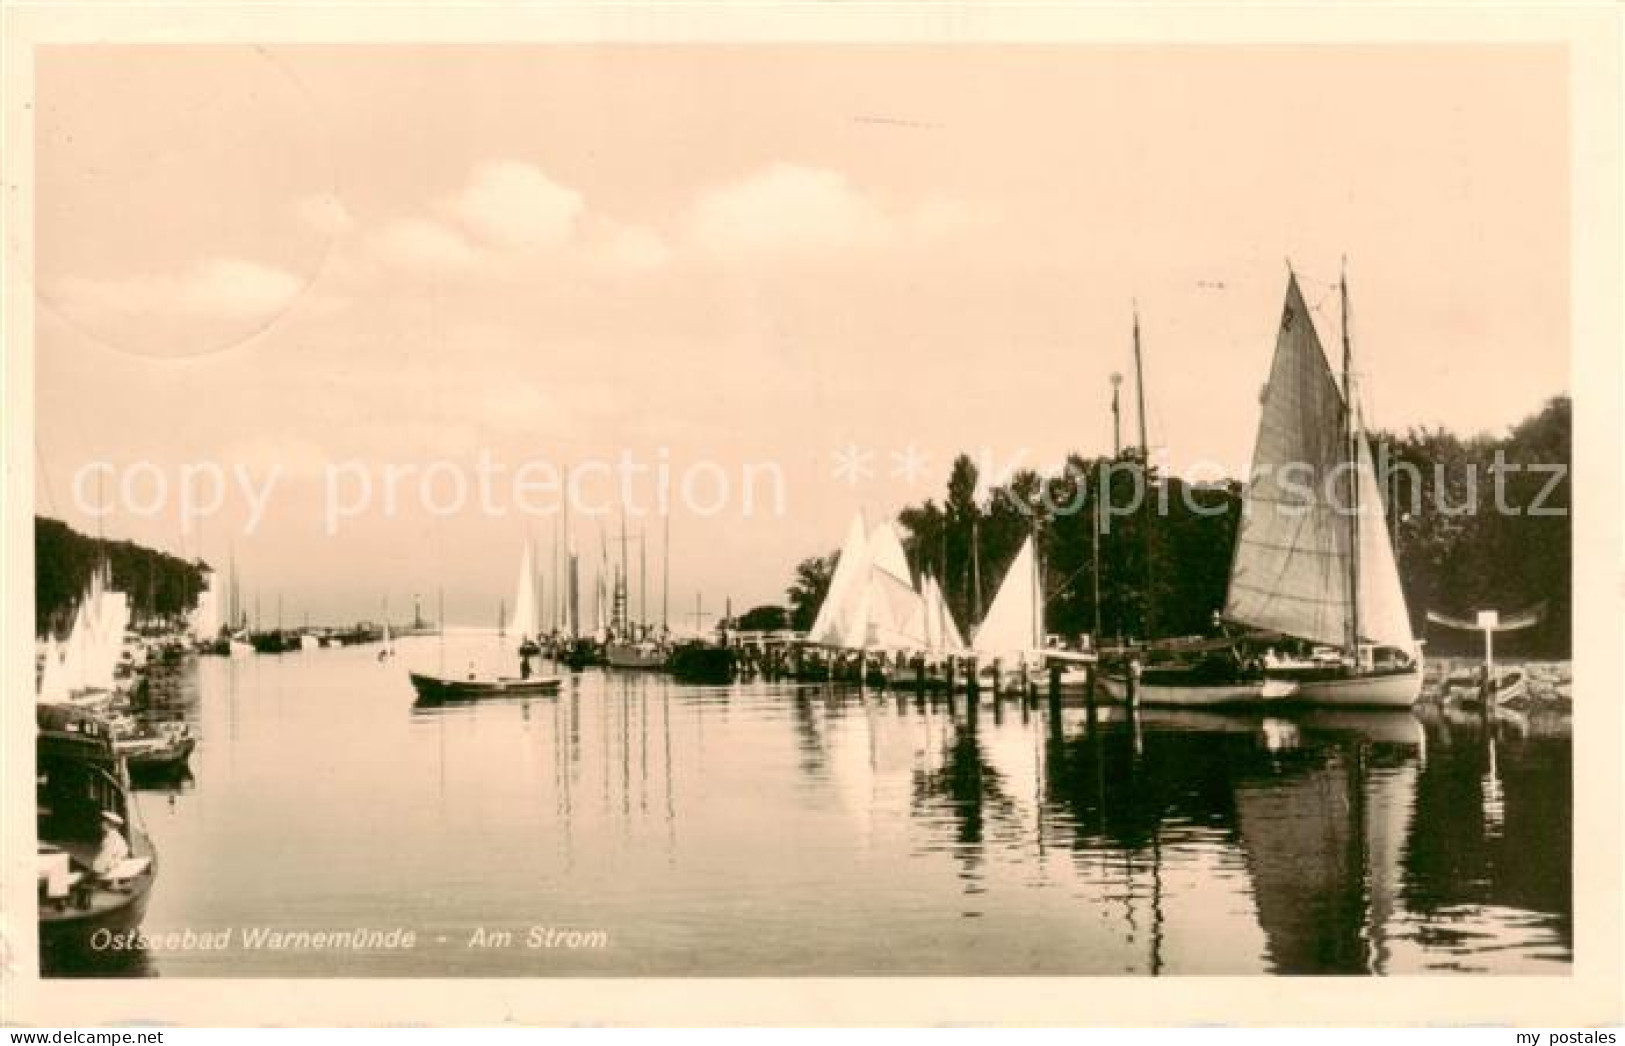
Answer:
[[944, 657, 958, 712], [1126, 657, 1142, 711], [966, 656, 980, 700], [1084, 662, 1097, 713]]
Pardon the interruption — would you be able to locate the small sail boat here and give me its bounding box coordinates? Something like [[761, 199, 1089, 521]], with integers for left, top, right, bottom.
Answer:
[[807, 513, 871, 650], [1226, 271, 1423, 707], [970, 534, 1044, 691], [507, 542, 541, 657]]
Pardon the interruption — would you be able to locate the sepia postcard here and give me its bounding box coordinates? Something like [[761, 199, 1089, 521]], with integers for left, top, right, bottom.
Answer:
[[2, 2, 1621, 1029]]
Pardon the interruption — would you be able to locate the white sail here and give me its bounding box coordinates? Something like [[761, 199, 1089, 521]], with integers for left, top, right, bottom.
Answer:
[[861, 565, 927, 651], [1226, 273, 1416, 662], [1225, 275, 1355, 649], [928, 575, 967, 653], [37, 639, 69, 703], [972, 536, 1042, 659], [808, 513, 869, 647], [1354, 424, 1416, 653], [866, 522, 913, 586], [857, 521, 925, 650], [508, 543, 540, 641]]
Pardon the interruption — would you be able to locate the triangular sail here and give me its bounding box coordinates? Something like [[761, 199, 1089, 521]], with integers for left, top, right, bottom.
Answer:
[[972, 536, 1041, 658], [808, 513, 869, 647], [866, 523, 913, 586], [508, 543, 540, 641], [859, 522, 925, 650], [1354, 423, 1415, 652], [1224, 275, 1355, 649], [923, 575, 966, 654]]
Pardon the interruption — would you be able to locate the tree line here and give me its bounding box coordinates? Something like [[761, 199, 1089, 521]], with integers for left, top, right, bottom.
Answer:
[[35, 516, 209, 637], [783, 395, 1571, 659]]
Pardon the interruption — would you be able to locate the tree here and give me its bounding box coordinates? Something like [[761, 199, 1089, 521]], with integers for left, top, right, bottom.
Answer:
[[736, 605, 789, 631], [785, 553, 836, 632]]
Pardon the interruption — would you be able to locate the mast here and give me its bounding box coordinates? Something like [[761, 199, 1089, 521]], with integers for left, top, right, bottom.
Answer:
[[1341, 263, 1361, 664], [620, 513, 630, 634], [1031, 517, 1043, 650], [662, 510, 670, 632], [1133, 307, 1156, 641], [1092, 464, 1103, 642], [970, 516, 984, 625], [639, 527, 647, 634]]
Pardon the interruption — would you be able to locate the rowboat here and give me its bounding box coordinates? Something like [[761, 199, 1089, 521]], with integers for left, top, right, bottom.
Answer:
[[408, 670, 561, 702]]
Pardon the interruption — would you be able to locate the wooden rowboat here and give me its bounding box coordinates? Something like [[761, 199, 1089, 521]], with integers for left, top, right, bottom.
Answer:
[[408, 671, 561, 702]]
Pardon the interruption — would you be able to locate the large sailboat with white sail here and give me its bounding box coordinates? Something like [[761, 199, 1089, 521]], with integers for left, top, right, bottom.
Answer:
[[1224, 270, 1423, 708]]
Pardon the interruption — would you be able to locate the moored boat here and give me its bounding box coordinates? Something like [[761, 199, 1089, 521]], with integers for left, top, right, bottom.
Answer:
[[1222, 271, 1423, 708], [115, 723, 197, 781], [606, 638, 668, 670], [37, 704, 157, 964], [408, 670, 562, 702], [666, 641, 736, 684]]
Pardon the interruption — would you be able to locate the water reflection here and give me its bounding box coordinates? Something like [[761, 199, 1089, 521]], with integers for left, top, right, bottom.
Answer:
[[65, 636, 1570, 978]]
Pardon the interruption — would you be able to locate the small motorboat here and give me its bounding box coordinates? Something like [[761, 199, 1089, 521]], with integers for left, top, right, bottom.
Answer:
[[115, 725, 197, 781], [408, 670, 562, 702]]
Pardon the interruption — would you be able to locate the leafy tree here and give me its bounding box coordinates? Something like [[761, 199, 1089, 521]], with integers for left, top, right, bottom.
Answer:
[[785, 553, 836, 632], [736, 604, 789, 631]]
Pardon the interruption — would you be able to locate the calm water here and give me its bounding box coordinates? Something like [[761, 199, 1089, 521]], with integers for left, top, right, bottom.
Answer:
[[63, 633, 1571, 976]]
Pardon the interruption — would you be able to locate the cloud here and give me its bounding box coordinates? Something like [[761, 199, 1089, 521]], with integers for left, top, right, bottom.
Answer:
[[448, 160, 584, 253], [370, 217, 480, 272], [681, 163, 892, 262], [52, 258, 308, 319]]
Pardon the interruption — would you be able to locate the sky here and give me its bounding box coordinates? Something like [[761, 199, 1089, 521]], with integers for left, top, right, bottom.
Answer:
[[33, 45, 1569, 625]]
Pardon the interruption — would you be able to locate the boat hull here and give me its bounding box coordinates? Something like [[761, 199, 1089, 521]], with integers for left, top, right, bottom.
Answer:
[[39, 867, 153, 944], [121, 737, 197, 780], [1263, 665, 1423, 708], [1096, 672, 1269, 708], [605, 643, 668, 670], [408, 671, 561, 702]]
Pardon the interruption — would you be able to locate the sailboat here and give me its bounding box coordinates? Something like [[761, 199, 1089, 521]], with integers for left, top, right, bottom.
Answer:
[[1093, 308, 1267, 707], [1225, 271, 1423, 707], [970, 534, 1045, 692], [507, 542, 541, 656]]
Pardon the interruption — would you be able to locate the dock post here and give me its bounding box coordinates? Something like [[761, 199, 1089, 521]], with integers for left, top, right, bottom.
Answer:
[[1127, 658, 1142, 711], [967, 657, 980, 700], [944, 657, 958, 712], [914, 654, 926, 699], [1084, 663, 1097, 713]]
